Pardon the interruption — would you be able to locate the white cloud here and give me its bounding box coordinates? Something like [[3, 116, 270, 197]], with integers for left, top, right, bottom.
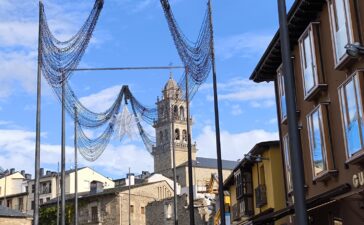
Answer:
[[0, 128, 152, 178], [79, 85, 123, 112], [231, 104, 243, 116], [0, 0, 107, 99], [195, 126, 279, 160], [204, 78, 275, 108], [268, 117, 277, 125], [216, 32, 273, 60]]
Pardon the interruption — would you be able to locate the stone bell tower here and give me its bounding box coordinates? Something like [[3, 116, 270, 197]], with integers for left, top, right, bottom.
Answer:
[[152, 74, 197, 178]]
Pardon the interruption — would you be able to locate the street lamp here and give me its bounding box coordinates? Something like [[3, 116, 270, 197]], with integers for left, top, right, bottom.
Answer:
[[346, 42, 364, 58]]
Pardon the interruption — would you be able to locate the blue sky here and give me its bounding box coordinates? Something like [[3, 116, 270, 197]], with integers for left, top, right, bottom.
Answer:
[[0, 0, 294, 179]]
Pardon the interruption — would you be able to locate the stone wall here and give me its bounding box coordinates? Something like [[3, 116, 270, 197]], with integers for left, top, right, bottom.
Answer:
[[76, 181, 174, 225], [146, 195, 208, 225], [0, 217, 32, 225]]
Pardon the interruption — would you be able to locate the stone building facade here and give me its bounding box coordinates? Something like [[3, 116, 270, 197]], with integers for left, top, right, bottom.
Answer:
[[146, 194, 209, 225], [42, 179, 173, 225]]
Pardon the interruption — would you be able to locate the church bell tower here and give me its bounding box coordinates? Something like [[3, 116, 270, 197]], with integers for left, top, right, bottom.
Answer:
[[153, 75, 197, 178]]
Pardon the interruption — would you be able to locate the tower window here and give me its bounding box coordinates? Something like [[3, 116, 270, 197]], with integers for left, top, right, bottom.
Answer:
[[180, 106, 185, 120], [173, 105, 179, 119], [175, 129, 180, 140], [182, 130, 187, 142], [159, 131, 164, 144], [164, 129, 169, 142]]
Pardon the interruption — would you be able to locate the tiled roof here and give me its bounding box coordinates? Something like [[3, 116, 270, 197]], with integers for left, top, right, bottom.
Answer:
[[177, 157, 238, 170], [0, 205, 31, 218]]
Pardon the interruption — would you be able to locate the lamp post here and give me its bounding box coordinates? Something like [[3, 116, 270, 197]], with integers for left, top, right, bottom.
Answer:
[[277, 0, 308, 225], [346, 42, 364, 58]]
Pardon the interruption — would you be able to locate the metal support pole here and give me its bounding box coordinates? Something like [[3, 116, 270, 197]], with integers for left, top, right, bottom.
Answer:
[[61, 73, 66, 225], [277, 1, 308, 224], [34, 1, 43, 224], [57, 162, 60, 225], [185, 70, 195, 225], [74, 107, 78, 225], [208, 1, 225, 224], [171, 113, 178, 225], [128, 167, 131, 225]]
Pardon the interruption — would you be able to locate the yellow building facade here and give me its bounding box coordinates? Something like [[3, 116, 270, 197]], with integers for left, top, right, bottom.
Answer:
[[222, 141, 289, 225]]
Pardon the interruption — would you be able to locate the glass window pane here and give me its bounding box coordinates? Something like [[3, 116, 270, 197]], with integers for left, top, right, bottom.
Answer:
[[333, 0, 349, 59], [283, 136, 293, 191], [303, 34, 315, 93], [310, 109, 327, 176], [279, 73, 287, 119], [344, 80, 362, 155]]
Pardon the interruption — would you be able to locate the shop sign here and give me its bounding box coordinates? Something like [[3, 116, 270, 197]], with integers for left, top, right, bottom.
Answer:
[[352, 171, 364, 188]]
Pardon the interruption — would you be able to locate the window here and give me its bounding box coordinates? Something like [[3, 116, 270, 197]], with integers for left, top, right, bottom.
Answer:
[[7, 199, 12, 208], [234, 170, 243, 199], [31, 184, 35, 193], [339, 73, 364, 160], [159, 131, 163, 144], [175, 129, 180, 140], [91, 206, 98, 222], [307, 106, 328, 177], [283, 135, 293, 192], [179, 106, 185, 120], [40, 199, 43, 205], [277, 67, 287, 122], [241, 172, 253, 216], [164, 203, 172, 219], [18, 198, 23, 211], [328, 0, 353, 65], [46, 197, 50, 202], [141, 206, 145, 214], [130, 205, 134, 213], [40, 181, 52, 194], [31, 201, 34, 210], [259, 165, 265, 185], [299, 23, 325, 99], [173, 105, 178, 119], [0, 187, 2, 195], [0, 200, 2, 206], [334, 218, 343, 225], [182, 130, 187, 142]]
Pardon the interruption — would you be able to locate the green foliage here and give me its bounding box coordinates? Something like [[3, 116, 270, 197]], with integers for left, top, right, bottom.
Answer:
[[40, 204, 75, 225]]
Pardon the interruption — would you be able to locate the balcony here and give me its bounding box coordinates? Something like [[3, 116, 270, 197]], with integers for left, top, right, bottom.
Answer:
[[255, 184, 267, 208], [231, 204, 240, 222]]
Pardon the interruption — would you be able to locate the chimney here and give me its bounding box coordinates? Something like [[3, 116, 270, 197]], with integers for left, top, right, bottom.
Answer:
[[126, 173, 135, 186], [46, 171, 51, 176], [90, 181, 104, 194], [25, 174, 32, 180], [10, 168, 15, 174], [21, 170, 25, 176], [40, 168, 44, 177]]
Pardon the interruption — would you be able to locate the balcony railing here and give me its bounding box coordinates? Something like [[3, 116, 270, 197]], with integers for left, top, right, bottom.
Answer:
[[255, 184, 267, 208]]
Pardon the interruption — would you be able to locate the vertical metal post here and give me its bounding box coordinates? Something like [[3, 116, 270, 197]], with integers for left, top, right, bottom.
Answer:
[[61, 73, 66, 225], [74, 107, 78, 225], [277, 1, 308, 225], [171, 107, 178, 225], [57, 162, 60, 225], [128, 167, 131, 225], [185, 70, 195, 225], [208, 1, 225, 224], [34, 1, 43, 224], [4, 175, 6, 205]]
